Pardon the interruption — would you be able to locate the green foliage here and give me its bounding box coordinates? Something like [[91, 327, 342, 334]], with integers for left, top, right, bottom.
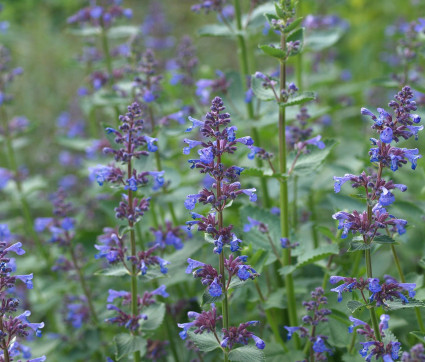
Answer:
[[228, 345, 265, 362], [113, 334, 147, 361], [187, 331, 221, 352], [279, 91, 316, 108], [140, 303, 166, 330]]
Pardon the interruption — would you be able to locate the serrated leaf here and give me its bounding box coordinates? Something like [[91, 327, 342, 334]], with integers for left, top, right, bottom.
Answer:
[[374, 235, 396, 244], [94, 265, 130, 277], [409, 331, 425, 343], [348, 241, 371, 252], [187, 331, 221, 352], [283, 17, 303, 33], [382, 329, 399, 347], [140, 303, 165, 330], [228, 277, 249, 290], [305, 28, 345, 52], [279, 91, 316, 108], [107, 25, 140, 39], [264, 288, 286, 310], [347, 300, 365, 313], [202, 288, 224, 305], [291, 139, 337, 176], [251, 75, 277, 101], [316, 226, 335, 240], [384, 298, 425, 310], [279, 244, 339, 276], [114, 334, 146, 361], [228, 345, 265, 362], [198, 24, 239, 38], [258, 44, 286, 59]]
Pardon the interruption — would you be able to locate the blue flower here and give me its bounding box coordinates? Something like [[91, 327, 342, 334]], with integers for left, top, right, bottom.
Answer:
[[391, 342, 401, 360], [236, 136, 254, 146], [198, 147, 214, 164], [305, 135, 325, 149], [280, 238, 289, 248], [284, 326, 300, 340], [15, 274, 33, 289], [245, 88, 254, 103], [379, 314, 390, 330], [230, 234, 242, 252], [143, 90, 156, 103], [0, 168, 12, 189], [348, 316, 367, 333], [0, 224, 12, 241], [398, 283, 416, 297], [157, 257, 169, 274], [151, 285, 169, 298], [213, 235, 223, 254], [379, 187, 395, 206], [333, 174, 354, 193], [251, 334, 265, 349], [241, 188, 257, 202], [209, 278, 222, 297], [243, 216, 261, 232], [90, 6, 103, 19], [227, 126, 237, 142], [402, 148, 422, 170], [185, 258, 206, 273], [4, 242, 25, 255], [380, 127, 393, 143], [247, 146, 262, 159], [313, 337, 332, 354], [124, 177, 138, 191], [183, 139, 203, 154], [107, 289, 129, 303], [177, 321, 195, 340], [237, 265, 256, 280], [406, 125, 424, 140], [185, 116, 204, 132], [184, 194, 201, 210], [145, 136, 158, 152], [148, 171, 165, 190]]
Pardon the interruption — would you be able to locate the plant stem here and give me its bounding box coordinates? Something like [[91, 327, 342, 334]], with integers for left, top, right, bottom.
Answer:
[[365, 248, 382, 342], [309, 192, 319, 249], [278, 32, 299, 348], [127, 131, 141, 362], [165, 314, 180, 362]]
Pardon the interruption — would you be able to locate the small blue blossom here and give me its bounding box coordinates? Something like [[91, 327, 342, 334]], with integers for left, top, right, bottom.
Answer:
[[198, 147, 214, 164], [241, 188, 257, 202], [305, 135, 325, 149], [252, 335, 265, 349], [4, 242, 25, 256], [124, 177, 138, 191], [313, 337, 332, 354], [284, 326, 300, 340], [230, 234, 242, 252], [107, 289, 129, 303], [209, 278, 222, 297], [183, 139, 203, 154], [185, 258, 206, 273], [177, 321, 195, 340], [348, 316, 367, 333], [184, 194, 201, 210], [15, 274, 33, 289], [379, 314, 390, 330], [235, 136, 254, 146], [0, 168, 12, 189], [151, 285, 169, 298], [227, 126, 237, 142], [380, 127, 393, 143], [145, 136, 158, 152], [379, 187, 395, 206], [185, 116, 204, 132]]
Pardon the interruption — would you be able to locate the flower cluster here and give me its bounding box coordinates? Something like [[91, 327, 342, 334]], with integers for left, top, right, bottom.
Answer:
[[0, 237, 45, 361], [106, 285, 168, 331], [348, 314, 400, 361], [186, 255, 258, 297], [284, 287, 332, 360], [67, 0, 133, 28], [329, 275, 416, 306], [195, 71, 230, 105], [170, 36, 198, 87]]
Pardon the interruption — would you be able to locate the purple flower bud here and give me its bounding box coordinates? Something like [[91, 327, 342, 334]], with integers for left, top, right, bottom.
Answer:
[[252, 334, 265, 349]]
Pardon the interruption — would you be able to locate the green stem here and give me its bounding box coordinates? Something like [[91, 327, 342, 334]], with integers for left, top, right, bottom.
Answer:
[[365, 249, 382, 342], [348, 331, 357, 354], [278, 33, 299, 348], [234, 0, 254, 120], [309, 192, 319, 249], [165, 314, 180, 362], [292, 176, 298, 230], [390, 244, 425, 332], [100, 22, 113, 81]]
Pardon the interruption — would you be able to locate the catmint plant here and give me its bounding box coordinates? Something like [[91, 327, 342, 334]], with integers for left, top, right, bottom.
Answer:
[[0, 235, 45, 362], [179, 96, 264, 361], [330, 86, 423, 351], [92, 102, 168, 362]]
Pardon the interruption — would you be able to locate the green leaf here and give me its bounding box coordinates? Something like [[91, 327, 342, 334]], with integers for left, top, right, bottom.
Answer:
[[264, 288, 286, 310], [264, 13, 278, 26], [348, 241, 371, 252], [94, 265, 130, 277], [57, 137, 94, 151], [347, 300, 365, 313], [385, 298, 425, 310], [419, 257, 425, 270], [91, 89, 129, 107], [283, 17, 303, 33], [349, 193, 367, 200], [228, 277, 249, 290], [107, 25, 140, 39], [140, 303, 165, 330], [290, 139, 337, 176], [374, 235, 396, 244], [68, 27, 101, 37], [258, 44, 286, 59], [228, 345, 265, 362], [409, 331, 425, 343], [198, 24, 239, 38], [244, 167, 287, 180], [114, 334, 146, 361], [316, 226, 335, 240], [187, 331, 221, 352], [305, 28, 345, 52], [382, 329, 399, 348], [279, 91, 316, 108], [202, 288, 224, 306], [251, 75, 277, 101], [279, 244, 339, 276]]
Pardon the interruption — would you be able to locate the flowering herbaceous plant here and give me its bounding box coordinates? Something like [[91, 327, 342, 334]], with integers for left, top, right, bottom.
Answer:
[[0, 0, 424, 361]]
